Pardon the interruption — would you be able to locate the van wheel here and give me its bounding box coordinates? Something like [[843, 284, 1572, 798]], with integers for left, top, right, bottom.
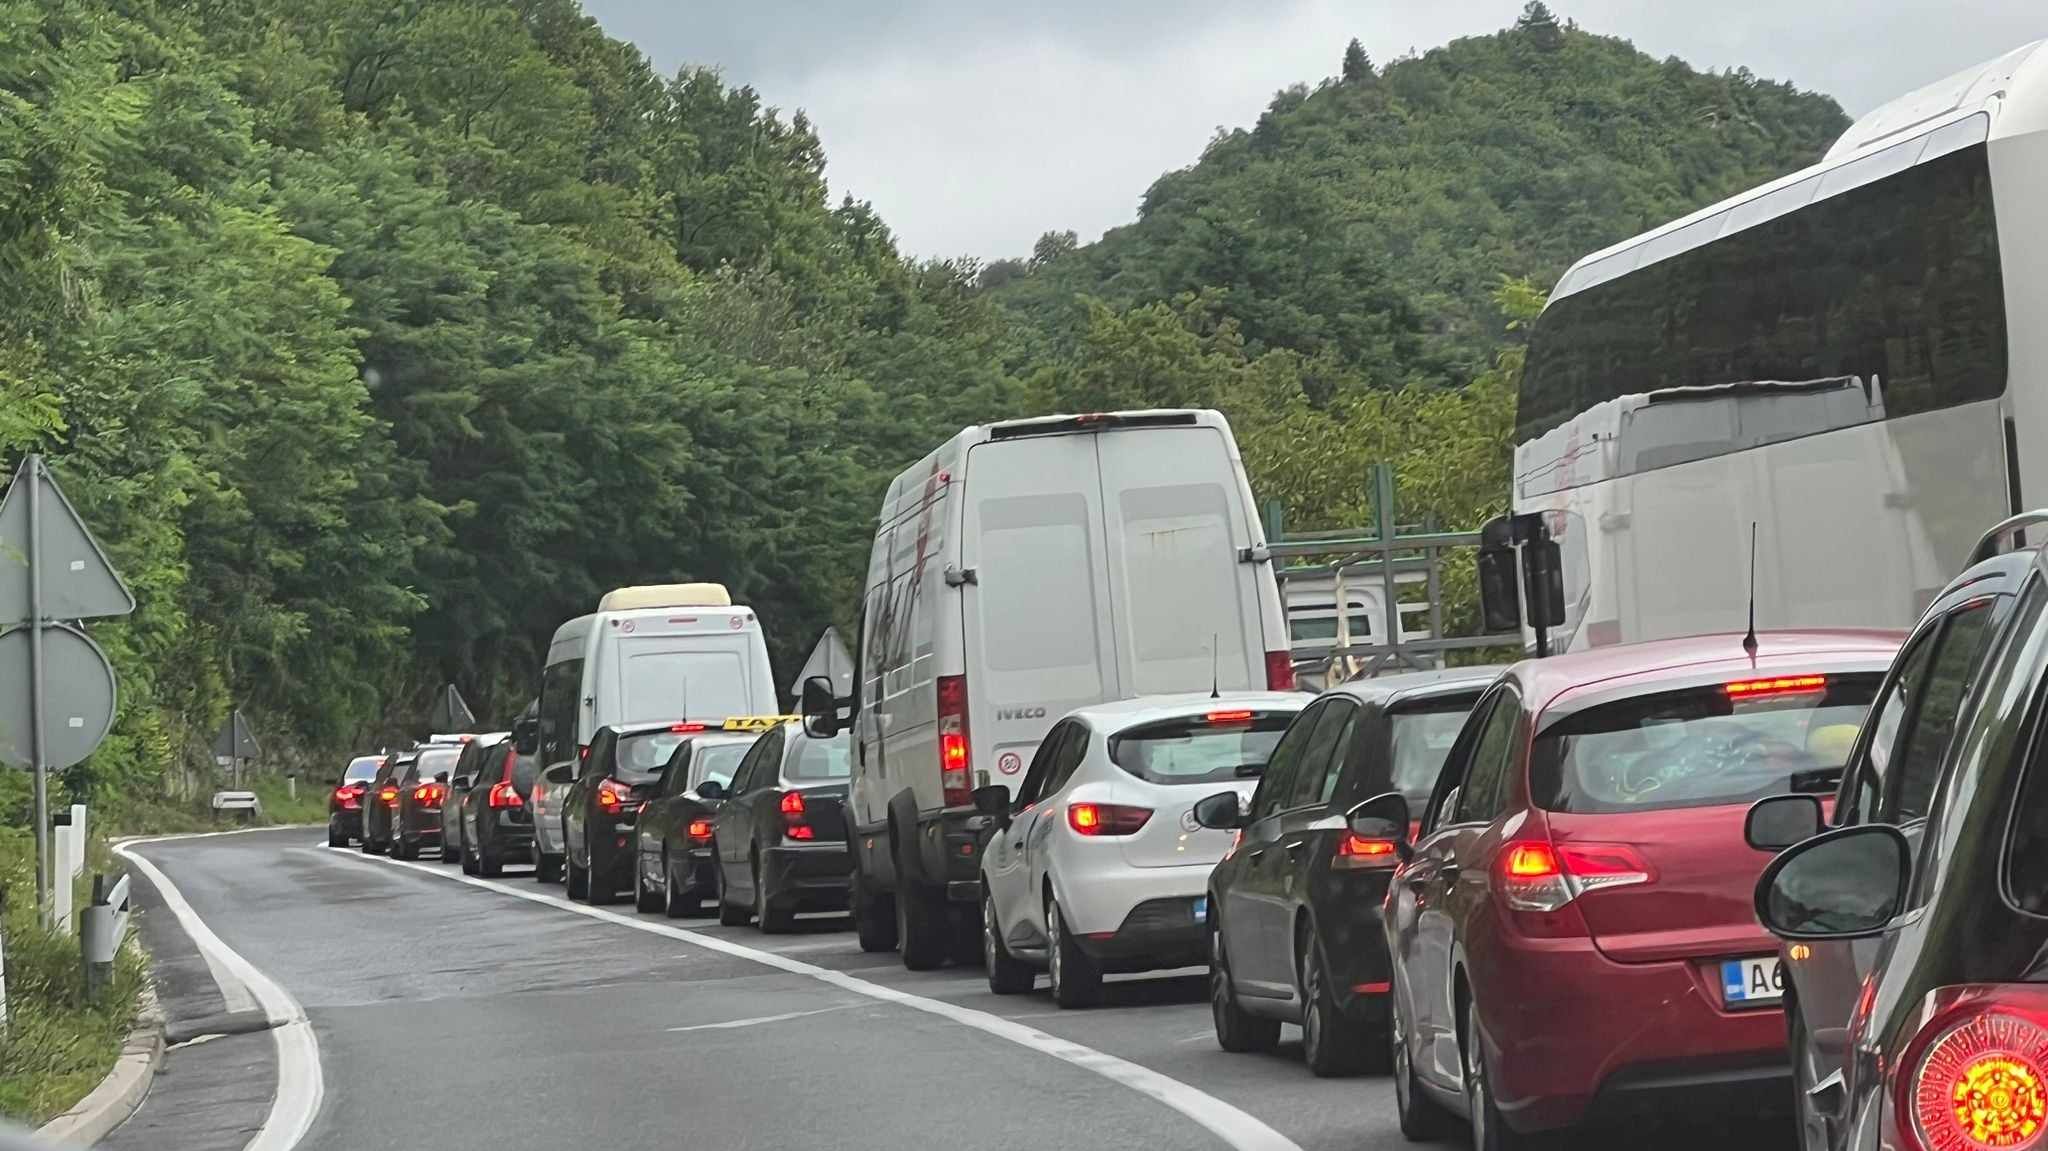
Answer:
[[1047, 897, 1103, 1008], [1211, 917, 1279, 1052], [984, 888, 1035, 995], [850, 860, 898, 953], [897, 885, 947, 971]]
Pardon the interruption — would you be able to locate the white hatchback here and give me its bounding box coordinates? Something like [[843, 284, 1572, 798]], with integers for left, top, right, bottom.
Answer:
[[976, 692, 1310, 1006]]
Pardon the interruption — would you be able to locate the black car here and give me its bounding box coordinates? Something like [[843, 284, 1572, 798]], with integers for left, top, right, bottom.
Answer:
[[359, 750, 416, 854], [326, 755, 385, 847], [632, 731, 754, 916], [1751, 516, 2048, 1151], [456, 735, 539, 876], [710, 722, 852, 933], [1196, 666, 1499, 1076], [440, 737, 502, 863], [564, 723, 700, 903], [391, 743, 464, 860]]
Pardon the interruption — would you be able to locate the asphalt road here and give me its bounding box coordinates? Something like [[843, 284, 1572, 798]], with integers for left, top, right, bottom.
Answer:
[[109, 828, 1796, 1151]]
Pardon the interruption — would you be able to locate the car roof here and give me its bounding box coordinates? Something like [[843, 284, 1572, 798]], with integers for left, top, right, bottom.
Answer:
[[1326, 665, 1508, 709], [1513, 629, 1906, 717], [1067, 691, 1309, 728]]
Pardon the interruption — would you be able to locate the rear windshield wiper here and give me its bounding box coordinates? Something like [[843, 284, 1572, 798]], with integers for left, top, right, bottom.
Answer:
[[1788, 767, 1843, 795]]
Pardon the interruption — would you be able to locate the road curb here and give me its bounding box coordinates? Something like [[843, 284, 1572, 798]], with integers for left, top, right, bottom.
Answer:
[[36, 985, 164, 1148]]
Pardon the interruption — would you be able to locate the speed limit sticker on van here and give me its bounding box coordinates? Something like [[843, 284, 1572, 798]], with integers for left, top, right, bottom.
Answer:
[[1720, 956, 1783, 1006], [997, 752, 1022, 775]]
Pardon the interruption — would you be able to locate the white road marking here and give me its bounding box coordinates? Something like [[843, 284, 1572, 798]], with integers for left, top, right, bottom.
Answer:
[[666, 1005, 859, 1032], [118, 837, 324, 1151], [329, 845, 1302, 1151]]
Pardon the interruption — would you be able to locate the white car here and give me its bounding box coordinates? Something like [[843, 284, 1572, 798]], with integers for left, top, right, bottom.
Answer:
[[976, 692, 1310, 1006]]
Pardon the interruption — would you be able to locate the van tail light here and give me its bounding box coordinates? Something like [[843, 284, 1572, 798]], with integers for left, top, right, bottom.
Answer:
[[1265, 651, 1296, 692], [334, 785, 363, 810], [413, 783, 445, 808], [1893, 985, 2048, 1151], [938, 674, 971, 807], [487, 781, 524, 808], [378, 786, 400, 807], [687, 818, 713, 841], [1496, 840, 1651, 913], [596, 778, 629, 814], [780, 790, 815, 841], [1333, 833, 1400, 871], [1067, 802, 1152, 836]]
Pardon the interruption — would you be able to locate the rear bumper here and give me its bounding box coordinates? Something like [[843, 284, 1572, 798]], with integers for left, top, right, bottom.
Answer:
[[1073, 897, 1208, 973], [478, 813, 533, 855], [1056, 860, 1212, 938], [1479, 937, 1790, 1132], [761, 842, 851, 908], [329, 810, 363, 836]]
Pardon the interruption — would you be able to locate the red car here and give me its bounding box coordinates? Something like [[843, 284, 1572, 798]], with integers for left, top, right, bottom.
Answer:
[[1382, 630, 1899, 1150]]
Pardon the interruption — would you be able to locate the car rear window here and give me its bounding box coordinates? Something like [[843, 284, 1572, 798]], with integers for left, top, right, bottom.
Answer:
[[1531, 673, 1881, 814], [784, 736, 850, 782], [510, 752, 539, 794], [616, 731, 685, 784], [692, 743, 748, 790], [1389, 700, 1481, 805], [415, 748, 460, 778], [1107, 711, 1295, 786], [343, 757, 382, 782]]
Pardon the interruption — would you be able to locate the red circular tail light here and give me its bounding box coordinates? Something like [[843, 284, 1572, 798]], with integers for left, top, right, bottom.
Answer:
[[1913, 1012, 2048, 1150]]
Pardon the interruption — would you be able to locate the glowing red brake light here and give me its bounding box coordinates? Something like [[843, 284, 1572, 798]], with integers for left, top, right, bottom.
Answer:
[[378, 786, 400, 807], [670, 723, 706, 733], [1496, 840, 1651, 913], [1334, 834, 1400, 870], [1205, 710, 1255, 725], [780, 789, 816, 841], [937, 674, 971, 807], [486, 781, 523, 808], [412, 783, 445, 807], [596, 779, 628, 814], [780, 791, 806, 816], [1895, 986, 2048, 1151], [1724, 674, 1828, 699], [1264, 652, 1296, 692], [334, 785, 363, 810], [686, 818, 713, 841], [1067, 802, 1151, 836]]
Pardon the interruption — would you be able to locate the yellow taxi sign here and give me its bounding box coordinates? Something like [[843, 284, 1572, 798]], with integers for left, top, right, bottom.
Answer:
[[722, 714, 800, 732]]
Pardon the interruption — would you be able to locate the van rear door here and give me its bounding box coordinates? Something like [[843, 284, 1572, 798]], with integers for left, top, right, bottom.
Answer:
[[960, 434, 1120, 796], [1096, 424, 1267, 694]]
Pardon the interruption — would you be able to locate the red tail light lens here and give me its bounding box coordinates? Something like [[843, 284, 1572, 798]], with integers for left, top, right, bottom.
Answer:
[[1265, 651, 1296, 692], [780, 789, 816, 841], [780, 791, 806, 816], [334, 785, 363, 810], [1205, 710, 1254, 725], [596, 778, 628, 814], [670, 723, 706, 733], [1496, 840, 1651, 912], [487, 781, 523, 808], [501, 745, 518, 780], [938, 674, 971, 807], [1067, 802, 1152, 836], [1724, 674, 1828, 699], [686, 819, 713, 841], [413, 783, 445, 807], [378, 786, 400, 807], [1333, 833, 1400, 870], [1896, 986, 2048, 1151]]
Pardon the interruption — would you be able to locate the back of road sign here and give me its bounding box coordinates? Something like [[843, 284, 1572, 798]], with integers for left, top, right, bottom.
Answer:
[[0, 623, 118, 770], [0, 457, 137, 627]]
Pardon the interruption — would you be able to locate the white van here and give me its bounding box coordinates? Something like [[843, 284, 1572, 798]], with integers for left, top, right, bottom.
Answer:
[[802, 409, 1292, 968], [537, 584, 778, 791]]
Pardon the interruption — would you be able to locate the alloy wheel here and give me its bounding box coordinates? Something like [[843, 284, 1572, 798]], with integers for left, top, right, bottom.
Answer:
[[982, 893, 999, 970], [1302, 947, 1325, 1065], [1465, 1004, 1490, 1150], [1047, 901, 1064, 993]]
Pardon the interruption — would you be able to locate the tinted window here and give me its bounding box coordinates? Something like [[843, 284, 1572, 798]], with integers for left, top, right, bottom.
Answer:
[[1848, 631, 1939, 823], [1292, 701, 1358, 808], [1013, 723, 1070, 807], [1997, 588, 2048, 911], [1252, 703, 1322, 820], [1531, 676, 1880, 814], [541, 658, 583, 766], [1042, 725, 1092, 797], [415, 748, 461, 778], [342, 756, 382, 782], [1520, 142, 2005, 451], [691, 743, 748, 791], [616, 730, 689, 784], [784, 735, 850, 782], [1453, 692, 1519, 823], [1889, 602, 1998, 821], [1107, 711, 1294, 787], [1388, 699, 1483, 806]]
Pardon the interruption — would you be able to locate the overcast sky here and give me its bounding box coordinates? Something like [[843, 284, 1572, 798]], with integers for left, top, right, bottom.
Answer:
[[583, 1, 2044, 262]]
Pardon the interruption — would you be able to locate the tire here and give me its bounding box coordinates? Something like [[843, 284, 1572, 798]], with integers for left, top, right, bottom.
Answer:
[[754, 857, 794, 933], [566, 850, 590, 900], [663, 854, 698, 919], [1046, 897, 1103, 1009], [586, 842, 619, 906], [1393, 989, 1453, 1141], [896, 884, 948, 971], [462, 835, 479, 875], [1210, 916, 1280, 1053], [327, 824, 347, 849], [533, 840, 561, 884], [983, 887, 1035, 995], [478, 837, 503, 878], [850, 860, 898, 953], [441, 821, 462, 864], [635, 853, 663, 913], [1301, 935, 1370, 1077], [360, 825, 378, 854], [1463, 996, 1532, 1151], [392, 831, 414, 861], [715, 857, 751, 927]]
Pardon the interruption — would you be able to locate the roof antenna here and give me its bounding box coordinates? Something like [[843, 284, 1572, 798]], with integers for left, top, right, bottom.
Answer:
[[1210, 633, 1221, 699], [1742, 521, 1760, 662]]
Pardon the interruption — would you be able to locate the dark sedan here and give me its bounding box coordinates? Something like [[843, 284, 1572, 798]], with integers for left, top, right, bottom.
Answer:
[[327, 755, 386, 847], [1197, 666, 1499, 1076], [564, 723, 701, 904], [710, 722, 851, 933], [459, 736, 540, 877], [632, 732, 753, 915], [391, 744, 463, 860], [440, 736, 508, 863]]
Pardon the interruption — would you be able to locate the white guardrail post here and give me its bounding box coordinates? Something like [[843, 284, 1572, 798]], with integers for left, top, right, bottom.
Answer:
[[52, 804, 85, 935], [80, 871, 130, 1000]]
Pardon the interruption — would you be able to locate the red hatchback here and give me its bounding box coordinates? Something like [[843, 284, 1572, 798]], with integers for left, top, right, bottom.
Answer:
[[1382, 630, 1900, 1150]]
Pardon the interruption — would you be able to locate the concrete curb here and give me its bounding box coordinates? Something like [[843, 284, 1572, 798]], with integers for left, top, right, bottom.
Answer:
[[36, 986, 163, 1148]]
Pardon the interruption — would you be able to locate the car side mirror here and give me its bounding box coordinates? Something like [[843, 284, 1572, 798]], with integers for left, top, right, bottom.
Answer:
[[1347, 791, 1413, 860], [433, 771, 449, 783], [512, 717, 538, 756], [696, 780, 725, 802], [1745, 794, 1823, 852], [971, 784, 1011, 829], [1192, 790, 1248, 831], [1754, 823, 1910, 940], [801, 675, 842, 738]]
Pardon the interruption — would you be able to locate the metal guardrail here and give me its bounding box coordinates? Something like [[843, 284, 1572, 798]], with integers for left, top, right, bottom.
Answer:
[[81, 871, 131, 999]]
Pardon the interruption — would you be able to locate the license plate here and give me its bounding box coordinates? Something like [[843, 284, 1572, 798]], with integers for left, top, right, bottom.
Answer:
[[1720, 956, 1784, 1007], [1192, 897, 1208, 923]]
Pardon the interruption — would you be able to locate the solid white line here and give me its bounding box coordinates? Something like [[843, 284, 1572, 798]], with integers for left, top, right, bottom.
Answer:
[[665, 1005, 858, 1033], [117, 838, 324, 1151], [327, 846, 1301, 1151]]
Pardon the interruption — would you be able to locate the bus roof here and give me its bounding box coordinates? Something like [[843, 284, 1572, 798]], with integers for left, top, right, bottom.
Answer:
[[1549, 39, 2048, 307]]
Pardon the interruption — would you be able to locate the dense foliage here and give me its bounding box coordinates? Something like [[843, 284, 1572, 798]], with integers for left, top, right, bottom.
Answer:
[[0, 0, 1847, 812]]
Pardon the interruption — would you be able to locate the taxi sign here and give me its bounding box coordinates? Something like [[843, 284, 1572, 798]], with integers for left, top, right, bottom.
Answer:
[[722, 714, 799, 732]]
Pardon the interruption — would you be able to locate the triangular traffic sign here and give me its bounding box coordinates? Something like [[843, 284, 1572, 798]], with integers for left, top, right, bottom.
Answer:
[[0, 456, 136, 628], [427, 683, 477, 732], [210, 709, 260, 763], [789, 627, 853, 698]]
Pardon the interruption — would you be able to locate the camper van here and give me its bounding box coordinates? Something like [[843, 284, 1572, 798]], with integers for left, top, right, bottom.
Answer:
[[537, 584, 778, 795], [803, 409, 1292, 969]]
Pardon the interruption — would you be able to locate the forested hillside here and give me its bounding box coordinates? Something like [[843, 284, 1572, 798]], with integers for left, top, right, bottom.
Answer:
[[0, 0, 1847, 817]]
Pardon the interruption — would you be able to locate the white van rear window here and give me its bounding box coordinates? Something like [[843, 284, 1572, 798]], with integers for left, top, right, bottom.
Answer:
[[622, 646, 748, 723]]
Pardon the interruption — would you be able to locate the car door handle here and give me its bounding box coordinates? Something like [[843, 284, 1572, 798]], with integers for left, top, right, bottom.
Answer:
[[1439, 862, 1461, 882], [1246, 849, 1266, 862], [1284, 840, 1307, 858]]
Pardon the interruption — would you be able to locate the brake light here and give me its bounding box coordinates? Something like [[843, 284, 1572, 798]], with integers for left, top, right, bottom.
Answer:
[[1496, 840, 1651, 912], [687, 819, 713, 841], [670, 723, 706, 733], [1067, 802, 1151, 836], [378, 786, 400, 807], [334, 785, 362, 810], [413, 783, 445, 807], [938, 674, 971, 807], [780, 792, 806, 815], [780, 790, 816, 841], [1205, 710, 1255, 725], [487, 781, 523, 808], [501, 745, 517, 780], [596, 778, 628, 814], [1265, 651, 1296, 692], [1895, 986, 2048, 1151], [1724, 674, 1828, 700], [1333, 833, 1400, 871]]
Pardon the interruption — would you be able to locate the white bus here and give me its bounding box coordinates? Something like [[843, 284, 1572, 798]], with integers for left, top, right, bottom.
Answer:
[[1511, 40, 2048, 652]]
